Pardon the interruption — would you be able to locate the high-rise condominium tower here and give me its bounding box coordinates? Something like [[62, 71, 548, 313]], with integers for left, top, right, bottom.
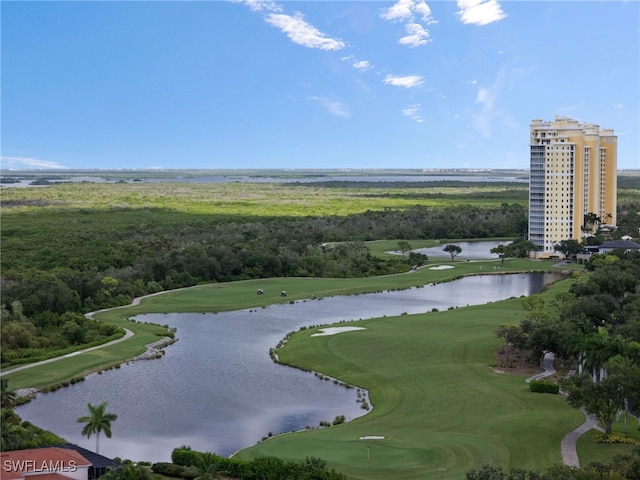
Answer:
[[528, 116, 617, 256]]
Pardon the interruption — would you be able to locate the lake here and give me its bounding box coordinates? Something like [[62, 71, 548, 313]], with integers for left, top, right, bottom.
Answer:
[[16, 272, 563, 462]]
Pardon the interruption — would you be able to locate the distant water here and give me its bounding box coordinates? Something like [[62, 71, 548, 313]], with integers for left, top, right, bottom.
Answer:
[[17, 272, 563, 462], [413, 241, 513, 260], [1, 174, 527, 187]]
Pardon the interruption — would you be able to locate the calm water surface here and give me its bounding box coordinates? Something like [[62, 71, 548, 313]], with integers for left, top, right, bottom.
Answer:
[[17, 272, 562, 462]]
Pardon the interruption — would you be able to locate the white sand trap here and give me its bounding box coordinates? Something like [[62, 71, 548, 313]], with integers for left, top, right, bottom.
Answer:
[[311, 326, 366, 337], [429, 265, 455, 270], [359, 435, 385, 440]]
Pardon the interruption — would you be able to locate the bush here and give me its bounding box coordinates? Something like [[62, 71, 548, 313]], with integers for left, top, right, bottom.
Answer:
[[171, 447, 200, 467], [150, 463, 186, 478], [593, 433, 639, 445], [529, 380, 559, 394]]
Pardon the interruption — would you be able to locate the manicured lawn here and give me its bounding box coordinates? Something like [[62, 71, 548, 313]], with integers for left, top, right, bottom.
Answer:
[[234, 282, 584, 479], [5, 259, 562, 390], [576, 418, 640, 465]]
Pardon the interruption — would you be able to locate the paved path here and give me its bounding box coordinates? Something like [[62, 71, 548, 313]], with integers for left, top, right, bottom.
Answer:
[[0, 328, 134, 377], [0, 287, 189, 378], [524, 351, 603, 468], [561, 411, 604, 467]]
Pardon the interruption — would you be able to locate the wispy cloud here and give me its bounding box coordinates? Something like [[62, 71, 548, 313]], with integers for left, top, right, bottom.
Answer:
[[310, 96, 350, 118], [380, 0, 436, 47], [230, 0, 281, 13], [399, 22, 430, 48], [383, 74, 424, 88], [342, 55, 373, 71], [353, 60, 372, 71], [402, 104, 424, 122], [470, 70, 517, 138], [457, 0, 507, 26], [265, 12, 346, 51], [1, 156, 66, 169]]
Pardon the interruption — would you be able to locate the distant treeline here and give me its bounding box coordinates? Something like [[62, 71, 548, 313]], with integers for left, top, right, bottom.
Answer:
[[0, 203, 527, 363]]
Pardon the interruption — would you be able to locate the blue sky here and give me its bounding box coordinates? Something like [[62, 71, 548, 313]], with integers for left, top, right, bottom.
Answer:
[[1, 0, 638, 170]]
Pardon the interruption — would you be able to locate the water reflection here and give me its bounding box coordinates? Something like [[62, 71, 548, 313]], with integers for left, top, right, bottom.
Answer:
[[413, 241, 512, 260], [16, 272, 562, 462]]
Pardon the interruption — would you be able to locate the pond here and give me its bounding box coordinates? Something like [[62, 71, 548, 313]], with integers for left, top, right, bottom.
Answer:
[[16, 272, 563, 462], [413, 241, 513, 260]]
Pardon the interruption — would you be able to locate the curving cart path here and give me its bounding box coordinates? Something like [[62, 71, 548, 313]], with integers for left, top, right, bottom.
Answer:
[[525, 352, 604, 468], [0, 289, 181, 377]]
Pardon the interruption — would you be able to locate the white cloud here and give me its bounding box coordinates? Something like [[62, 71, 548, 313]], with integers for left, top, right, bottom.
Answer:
[[380, 0, 436, 48], [399, 22, 431, 47], [456, 0, 507, 26], [264, 12, 345, 51], [310, 96, 350, 118], [381, 0, 414, 22], [613, 103, 624, 111], [383, 74, 424, 88], [230, 0, 281, 13], [353, 60, 372, 71], [343, 55, 373, 71], [1, 156, 66, 169], [402, 104, 424, 122], [381, 0, 435, 23]]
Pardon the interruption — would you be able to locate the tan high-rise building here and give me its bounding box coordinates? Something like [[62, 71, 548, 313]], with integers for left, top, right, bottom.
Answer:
[[528, 116, 617, 256]]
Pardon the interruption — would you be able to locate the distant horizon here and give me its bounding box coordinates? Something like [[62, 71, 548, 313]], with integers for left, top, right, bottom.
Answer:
[[2, 1, 637, 171]]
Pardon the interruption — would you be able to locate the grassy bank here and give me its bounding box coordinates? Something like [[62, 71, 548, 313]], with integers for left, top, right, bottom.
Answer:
[[4, 258, 558, 391], [233, 279, 583, 479]]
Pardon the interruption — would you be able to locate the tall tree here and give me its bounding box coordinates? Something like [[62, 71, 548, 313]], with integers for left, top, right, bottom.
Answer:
[[553, 239, 582, 261], [396, 241, 412, 259], [561, 361, 638, 435], [77, 401, 117, 454], [443, 244, 462, 261], [490, 245, 507, 264]]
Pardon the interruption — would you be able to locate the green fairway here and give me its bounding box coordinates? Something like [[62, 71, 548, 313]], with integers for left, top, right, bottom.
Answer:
[[3, 258, 588, 479], [4, 258, 558, 390], [233, 281, 585, 479]]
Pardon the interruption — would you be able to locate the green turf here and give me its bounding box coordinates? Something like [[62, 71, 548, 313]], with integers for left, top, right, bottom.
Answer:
[[576, 417, 640, 466], [3, 259, 558, 391], [233, 284, 585, 479]]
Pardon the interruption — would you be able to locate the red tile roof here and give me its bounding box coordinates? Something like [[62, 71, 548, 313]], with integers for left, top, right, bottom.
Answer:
[[1, 448, 90, 477]]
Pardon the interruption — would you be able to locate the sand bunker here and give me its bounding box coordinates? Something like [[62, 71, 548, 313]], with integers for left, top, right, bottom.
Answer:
[[359, 435, 385, 440], [429, 265, 455, 270], [311, 326, 366, 337]]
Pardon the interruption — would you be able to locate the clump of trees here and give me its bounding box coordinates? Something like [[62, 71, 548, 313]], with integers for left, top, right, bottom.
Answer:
[[466, 448, 640, 479], [495, 249, 640, 436], [151, 446, 348, 480]]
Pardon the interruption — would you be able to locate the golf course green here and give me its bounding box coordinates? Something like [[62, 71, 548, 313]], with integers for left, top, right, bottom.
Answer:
[[232, 278, 585, 479], [6, 257, 624, 478]]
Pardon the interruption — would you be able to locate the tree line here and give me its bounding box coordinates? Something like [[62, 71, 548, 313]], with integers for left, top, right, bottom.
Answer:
[[1, 203, 527, 365]]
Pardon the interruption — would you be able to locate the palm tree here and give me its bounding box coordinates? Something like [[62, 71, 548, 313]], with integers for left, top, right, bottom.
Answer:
[[77, 401, 117, 454], [1, 378, 16, 409], [195, 452, 227, 480]]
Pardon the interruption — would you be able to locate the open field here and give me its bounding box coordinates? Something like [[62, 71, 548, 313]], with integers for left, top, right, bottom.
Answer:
[[233, 279, 585, 479], [0, 179, 529, 217]]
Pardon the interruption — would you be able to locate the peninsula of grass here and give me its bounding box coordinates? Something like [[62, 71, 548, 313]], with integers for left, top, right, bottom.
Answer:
[[233, 279, 585, 479]]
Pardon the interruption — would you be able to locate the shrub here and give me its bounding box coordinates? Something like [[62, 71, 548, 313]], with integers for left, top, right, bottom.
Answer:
[[171, 447, 200, 467], [593, 433, 639, 445], [151, 463, 187, 478], [529, 380, 559, 394]]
